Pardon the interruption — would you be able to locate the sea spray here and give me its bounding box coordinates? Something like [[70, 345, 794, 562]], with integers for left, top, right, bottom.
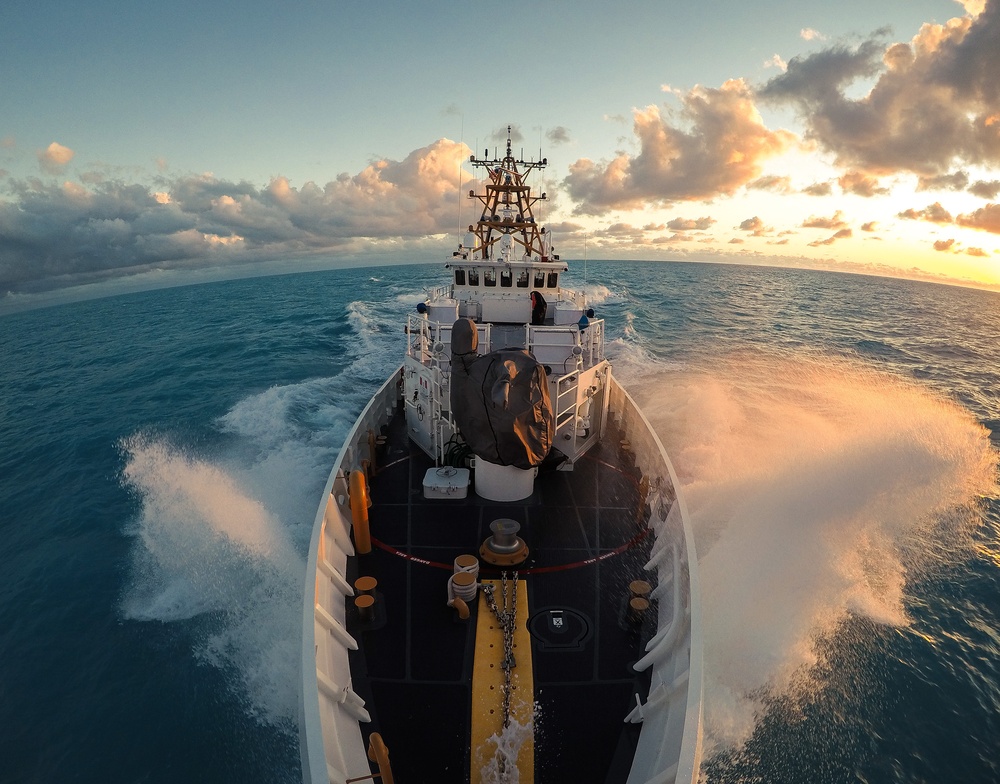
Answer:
[[119, 434, 305, 730], [627, 352, 998, 755], [117, 294, 401, 736], [478, 711, 537, 784]]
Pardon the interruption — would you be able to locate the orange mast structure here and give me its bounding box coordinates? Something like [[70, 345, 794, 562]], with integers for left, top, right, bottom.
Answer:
[[467, 125, 552, 261]]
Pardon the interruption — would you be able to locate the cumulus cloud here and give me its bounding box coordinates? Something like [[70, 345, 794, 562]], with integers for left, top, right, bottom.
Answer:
[[564, 80, 796, 214], [802, 181, 834, 196], [802, 210, 849, 229], [934, 238, 957, 250], [0, 139, 472, 290], [838, 171, 889, 197], [969, 179, 1000, 198], [765, 54, 788, 71], [760, 3, 1000, 177], [897, 201, 955, 223], [739, 216, 772, 236], [917, 171, 970, 191], [667, 216, 716, 230], [37, 142, 75, 174], [957, 202, 1000, 232]]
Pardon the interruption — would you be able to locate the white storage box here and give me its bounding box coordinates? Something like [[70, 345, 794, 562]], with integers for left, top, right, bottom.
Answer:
[[423, 467, 470, 499], [427, 299, 459, 324], [551, 300, 584, 326]]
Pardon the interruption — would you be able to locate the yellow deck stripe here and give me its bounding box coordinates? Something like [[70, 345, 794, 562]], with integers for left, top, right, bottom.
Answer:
[[470, 579, 534, 784]]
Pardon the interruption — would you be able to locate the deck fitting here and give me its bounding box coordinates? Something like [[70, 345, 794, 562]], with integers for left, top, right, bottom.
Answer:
[[480, 518, 529, 565]]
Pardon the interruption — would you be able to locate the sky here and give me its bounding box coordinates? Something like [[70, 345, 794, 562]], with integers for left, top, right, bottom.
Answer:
[[2, 0, 1000, 306]]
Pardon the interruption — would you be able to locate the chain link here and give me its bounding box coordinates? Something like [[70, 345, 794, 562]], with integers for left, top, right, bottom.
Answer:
[[482, 570, 519, 730]]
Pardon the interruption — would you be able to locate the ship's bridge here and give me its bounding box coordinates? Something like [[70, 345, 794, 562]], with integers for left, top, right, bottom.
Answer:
[[440, 258, 579, 325]]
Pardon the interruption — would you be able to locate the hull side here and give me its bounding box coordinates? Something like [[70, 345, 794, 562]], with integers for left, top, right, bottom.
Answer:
[[300, 370, 702, 783]]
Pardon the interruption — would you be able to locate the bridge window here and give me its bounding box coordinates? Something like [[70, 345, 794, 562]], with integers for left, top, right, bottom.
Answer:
[[455, 269, 466, 286], [547, 272, 559, 288], [516, 271, 529, 288], [484, 268, 496, 287], [534, 271, 546, 288], [468, 269, 479, 286], [500, 269, 512, 287]]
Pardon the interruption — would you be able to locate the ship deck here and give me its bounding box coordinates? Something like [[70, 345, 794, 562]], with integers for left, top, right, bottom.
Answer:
[[343, 407, 660, 783]]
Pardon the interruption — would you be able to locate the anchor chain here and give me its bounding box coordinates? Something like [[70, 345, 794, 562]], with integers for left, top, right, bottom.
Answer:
[[482, 570, 518, 729]]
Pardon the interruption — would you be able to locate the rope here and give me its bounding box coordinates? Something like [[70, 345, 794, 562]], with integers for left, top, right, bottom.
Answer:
[[447, 555, 480, 604]]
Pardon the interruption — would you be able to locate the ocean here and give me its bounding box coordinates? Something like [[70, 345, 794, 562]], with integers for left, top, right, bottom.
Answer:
[[1, 260, 998, 783]]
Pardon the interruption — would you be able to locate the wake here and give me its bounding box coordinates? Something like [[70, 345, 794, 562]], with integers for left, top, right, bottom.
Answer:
[[627, 352, 997, 755]]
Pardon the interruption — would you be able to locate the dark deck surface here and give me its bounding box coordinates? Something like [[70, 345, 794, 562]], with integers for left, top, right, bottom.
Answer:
[[345, 408, 657, 783]]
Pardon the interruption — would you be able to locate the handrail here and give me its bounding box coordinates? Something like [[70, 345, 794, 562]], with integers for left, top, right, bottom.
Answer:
[[300, 370, 403, 784], [609, 377, 704, 784]]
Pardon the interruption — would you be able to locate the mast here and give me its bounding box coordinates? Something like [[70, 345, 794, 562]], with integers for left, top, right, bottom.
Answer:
[[467, 125, 550, 261]]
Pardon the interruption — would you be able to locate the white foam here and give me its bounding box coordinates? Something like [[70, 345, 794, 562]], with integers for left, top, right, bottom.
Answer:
[[120, 434, 306, 727], [629, 352, 998, 755], [478, 711, 536, 784]]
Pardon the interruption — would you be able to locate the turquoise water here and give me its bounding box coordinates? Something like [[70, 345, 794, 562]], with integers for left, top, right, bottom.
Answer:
[[2, 261, 998, 783]]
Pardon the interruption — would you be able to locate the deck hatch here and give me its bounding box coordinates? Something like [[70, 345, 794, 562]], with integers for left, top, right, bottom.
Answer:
[[528, 607, 592, 651]]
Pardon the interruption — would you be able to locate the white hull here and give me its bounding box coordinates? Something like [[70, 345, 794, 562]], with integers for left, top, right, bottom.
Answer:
[[299, 370, 703, 783]]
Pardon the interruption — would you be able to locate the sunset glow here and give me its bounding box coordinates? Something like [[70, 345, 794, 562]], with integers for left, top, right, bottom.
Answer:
[[1, 0, 999, 299]]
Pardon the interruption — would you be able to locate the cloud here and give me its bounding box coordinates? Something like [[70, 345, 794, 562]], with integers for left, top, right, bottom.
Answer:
[[564, 81, 796, 214], [667, 216, 716, 230], [809, 228, 853, 246], [765, 54, 788, 71], [969, 179, 1000, 198], [800, 28, 826, 41], [959, 0, 987, 15], [838, 171, 889, 197], [739, 216, 772, 236], [546, 126, 571, 145], [802, 210, 849, 229], [37, 142, 75, 174], [487, 125, 524, 146], [897, 201, 955, 223], [802, 181, 834, 196], [760, 4, 1000, 177], [934, 238, 957, 251], [917, 170, 970, 191], [957, 202, 1000, 232], [748, 175, 793, 193], [0, 139, 473, 291]]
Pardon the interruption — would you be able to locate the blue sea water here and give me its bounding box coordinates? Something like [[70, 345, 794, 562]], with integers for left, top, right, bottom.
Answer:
[[1, 260, 999, 783]]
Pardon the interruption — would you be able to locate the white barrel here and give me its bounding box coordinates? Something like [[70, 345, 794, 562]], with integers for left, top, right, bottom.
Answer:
[[475, 458, 536, 501]]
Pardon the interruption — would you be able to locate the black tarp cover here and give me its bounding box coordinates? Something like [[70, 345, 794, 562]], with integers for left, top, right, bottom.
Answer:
[[450, 318, 554, 469]]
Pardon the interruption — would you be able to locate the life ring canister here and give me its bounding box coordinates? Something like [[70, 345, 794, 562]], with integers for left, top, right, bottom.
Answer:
[[350, 470, 372, 555]]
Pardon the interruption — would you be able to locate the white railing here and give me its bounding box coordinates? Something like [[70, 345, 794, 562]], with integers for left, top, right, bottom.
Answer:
[[300, 370, 401, 784], [608, 377, 704, 784], [406, 313, 492, 366]]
